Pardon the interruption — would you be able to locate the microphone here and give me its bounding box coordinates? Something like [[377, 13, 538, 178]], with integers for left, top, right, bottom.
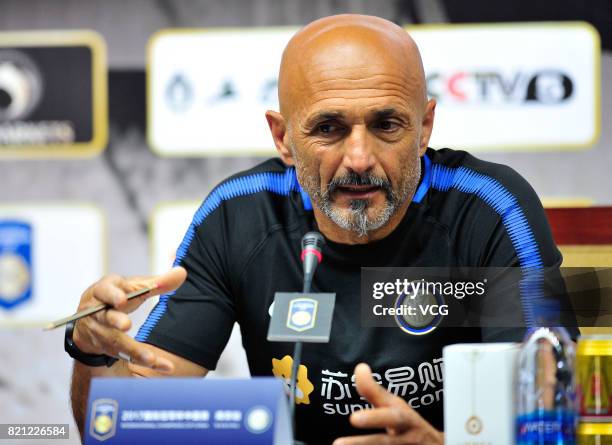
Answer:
[[289, 232, 325, 437], [300, 231, 324, 293]]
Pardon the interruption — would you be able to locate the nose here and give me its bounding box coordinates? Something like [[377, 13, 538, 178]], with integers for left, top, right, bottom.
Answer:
[[341, 125, 376, 175]]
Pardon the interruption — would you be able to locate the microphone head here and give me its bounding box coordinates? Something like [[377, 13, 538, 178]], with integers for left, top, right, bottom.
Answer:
[[301, 231, 325, 252]]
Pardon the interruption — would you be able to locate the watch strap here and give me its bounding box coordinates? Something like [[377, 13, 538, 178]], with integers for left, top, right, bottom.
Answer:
[[64, 320, 118, 367]]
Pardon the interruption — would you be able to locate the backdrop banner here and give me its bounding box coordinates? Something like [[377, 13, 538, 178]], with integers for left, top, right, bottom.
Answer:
[[0, 204, 105, 326], [0, 31, 107, 158], [148, 22, 599, 155]]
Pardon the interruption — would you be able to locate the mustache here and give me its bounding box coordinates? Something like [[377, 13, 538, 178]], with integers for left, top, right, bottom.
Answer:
[[327, 171, 393, 196]]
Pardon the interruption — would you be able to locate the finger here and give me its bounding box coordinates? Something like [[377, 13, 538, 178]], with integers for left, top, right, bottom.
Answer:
[[105, 309, 132, 331], [90, 267, 188, 314], [126, 266, 187, 297], [120, 267, 188, 312], [90, 276, 126, 308], [88, 321, 174, 373], [87, 279, 127, 324], [154, 265, 187, 294], [350, 407, 416, 431], [354, 363, 396, 408], [333, 433, 396, 445]]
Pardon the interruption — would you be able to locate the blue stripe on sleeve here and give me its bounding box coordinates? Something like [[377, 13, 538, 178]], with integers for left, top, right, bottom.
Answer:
[[135, 168, 303, 342], [429, 164, 543, 327]]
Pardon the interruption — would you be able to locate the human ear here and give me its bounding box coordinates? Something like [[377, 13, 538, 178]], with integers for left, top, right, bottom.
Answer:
[[419, 99, 436, 156], [265, 110, 295, 166]]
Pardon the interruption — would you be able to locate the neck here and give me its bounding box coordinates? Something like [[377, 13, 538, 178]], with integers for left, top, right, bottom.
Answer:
[[313, 199, 411, 245]]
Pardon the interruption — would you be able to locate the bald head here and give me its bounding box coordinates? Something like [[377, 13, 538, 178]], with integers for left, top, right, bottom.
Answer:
[[278, 14, 427, 121], [265, 15, 436, 243]]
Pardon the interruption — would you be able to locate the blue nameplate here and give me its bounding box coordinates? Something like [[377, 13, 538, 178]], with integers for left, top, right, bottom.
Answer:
[[85, 377, 292, 444]]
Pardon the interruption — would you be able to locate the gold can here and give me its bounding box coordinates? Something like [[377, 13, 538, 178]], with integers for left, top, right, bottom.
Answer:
[[577, 336, 612, 423], [577, 423, 612, 445]]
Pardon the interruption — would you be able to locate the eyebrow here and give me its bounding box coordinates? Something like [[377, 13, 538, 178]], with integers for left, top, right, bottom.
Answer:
[[372, 107, 413, 128], [304, 111, 346, 128], [303, 107, 410, 130], [373, 108, 398, 119]]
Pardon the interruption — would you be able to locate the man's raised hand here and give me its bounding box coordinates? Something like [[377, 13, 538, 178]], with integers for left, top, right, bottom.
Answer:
[[333, 363, 444, 445], [71, 267, 187, 373]]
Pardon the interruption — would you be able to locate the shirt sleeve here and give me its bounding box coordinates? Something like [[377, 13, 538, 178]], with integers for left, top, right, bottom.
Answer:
[[134, 202, 236, 370], [455, 163, 580, 342]]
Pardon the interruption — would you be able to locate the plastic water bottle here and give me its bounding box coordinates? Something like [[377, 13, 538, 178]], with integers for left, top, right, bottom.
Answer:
[[516, 327, 577, 444]]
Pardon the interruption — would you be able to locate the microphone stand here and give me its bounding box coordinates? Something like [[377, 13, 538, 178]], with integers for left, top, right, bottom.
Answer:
[[290, 231, 323, 445], [289, 277, 310, 438]]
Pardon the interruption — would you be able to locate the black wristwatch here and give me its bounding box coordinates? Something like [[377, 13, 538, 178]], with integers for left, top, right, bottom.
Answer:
[[64, 320, 118, 367]]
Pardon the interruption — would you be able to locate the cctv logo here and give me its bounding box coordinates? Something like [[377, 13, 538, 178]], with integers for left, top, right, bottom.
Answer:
[[0, 50, 43, 122], [426, 69, 574, 105]]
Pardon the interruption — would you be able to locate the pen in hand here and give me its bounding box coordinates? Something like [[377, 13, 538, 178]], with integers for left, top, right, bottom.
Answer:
[[43, 285, 156, 331]]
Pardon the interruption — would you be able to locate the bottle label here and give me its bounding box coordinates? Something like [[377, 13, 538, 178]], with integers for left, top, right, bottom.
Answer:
[[516, 410, 576, 444]]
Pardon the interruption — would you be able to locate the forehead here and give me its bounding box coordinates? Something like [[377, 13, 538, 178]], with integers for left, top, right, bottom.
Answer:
[[292, 38, 422, 119]]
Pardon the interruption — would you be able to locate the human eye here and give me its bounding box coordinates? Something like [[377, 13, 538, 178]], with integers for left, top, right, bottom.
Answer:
[[316, 121, 343, 136], [374, 119, 400, 132]]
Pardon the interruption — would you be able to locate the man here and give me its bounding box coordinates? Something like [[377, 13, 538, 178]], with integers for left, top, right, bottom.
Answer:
[[68, 14, 566, 445]]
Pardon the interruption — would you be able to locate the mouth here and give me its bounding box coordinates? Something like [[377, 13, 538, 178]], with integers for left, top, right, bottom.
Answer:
[[334, 185, 382, 200]]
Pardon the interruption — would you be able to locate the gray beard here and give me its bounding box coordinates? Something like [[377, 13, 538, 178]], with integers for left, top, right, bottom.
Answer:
[[312, 161, 420, 238], [319, 197, 396, 237], [291, 142, 421, 238]]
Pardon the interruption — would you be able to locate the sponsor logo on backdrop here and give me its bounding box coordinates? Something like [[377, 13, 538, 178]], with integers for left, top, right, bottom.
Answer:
[[0, 220, 32, 309], [427, 69, 574, 105], [165, 73, 194, 113], [90, 399, 118, 441], [0, 31, 107, 154], [0, 49, 75, 145], [0, 50, 43, 121], [202, 77, 277, 107], [162, 74, 278, 113]]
